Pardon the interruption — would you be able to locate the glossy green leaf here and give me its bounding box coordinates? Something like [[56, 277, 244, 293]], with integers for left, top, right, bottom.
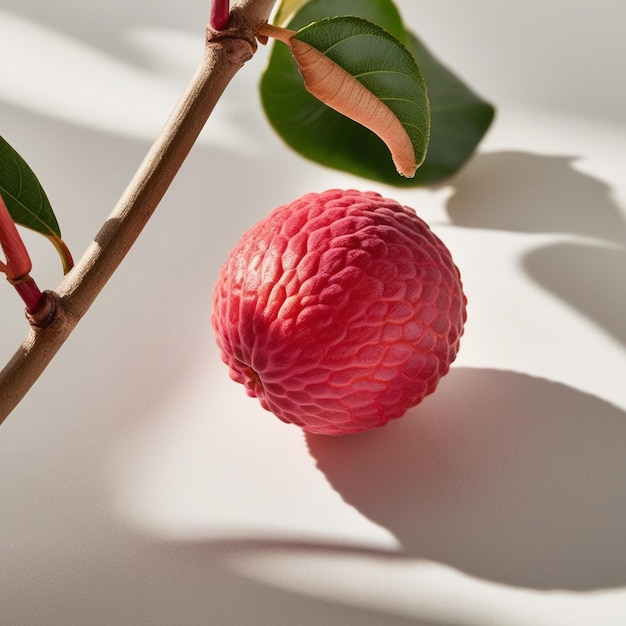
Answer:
[[260, 0, 495, 186], [0, 135, 60, 238], [262, 13, 429, 180], [290, 17, 429, 177], [0, 135, 73, 273]]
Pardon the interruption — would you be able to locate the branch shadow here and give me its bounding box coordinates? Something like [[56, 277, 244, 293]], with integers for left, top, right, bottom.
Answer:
[[445, 151, 626, 244], [154, 539, 459, 626], [305, 367, 626, 591]]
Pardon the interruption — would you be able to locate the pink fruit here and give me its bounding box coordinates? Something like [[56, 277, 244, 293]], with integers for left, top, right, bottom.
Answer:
[[212, 189, 466, 435]]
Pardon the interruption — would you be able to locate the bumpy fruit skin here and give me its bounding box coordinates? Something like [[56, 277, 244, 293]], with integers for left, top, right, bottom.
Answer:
[[212, 189, 466, 435]]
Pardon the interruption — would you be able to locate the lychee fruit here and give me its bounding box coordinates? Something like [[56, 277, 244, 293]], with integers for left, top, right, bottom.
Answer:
[[212, 189, 466, 435]]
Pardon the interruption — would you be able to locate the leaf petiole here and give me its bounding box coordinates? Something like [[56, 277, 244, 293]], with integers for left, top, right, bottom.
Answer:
[[257, 22, 296, 44], [0, 193, 43, 314], [0, 193, 33, 281]]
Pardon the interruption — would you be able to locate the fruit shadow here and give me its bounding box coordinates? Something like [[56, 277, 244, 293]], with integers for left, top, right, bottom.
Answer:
[[305, 366, 626, 591]]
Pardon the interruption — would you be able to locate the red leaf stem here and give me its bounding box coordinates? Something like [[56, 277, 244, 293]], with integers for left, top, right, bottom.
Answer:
[[0, 193, 43, 314], [12, 278, 44, 314], [0, 193, 32, 280], [210, 0, 231, 30]]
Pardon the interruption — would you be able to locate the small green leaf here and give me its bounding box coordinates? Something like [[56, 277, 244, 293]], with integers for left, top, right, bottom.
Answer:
[[0, 135, 60, 238], [0, 135, 73, 273], [260, 0, 495, 186]]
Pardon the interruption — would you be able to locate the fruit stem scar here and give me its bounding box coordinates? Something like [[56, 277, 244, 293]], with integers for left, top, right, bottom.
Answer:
[[237, 358, 263, 388], [248, 367, 263, 388]]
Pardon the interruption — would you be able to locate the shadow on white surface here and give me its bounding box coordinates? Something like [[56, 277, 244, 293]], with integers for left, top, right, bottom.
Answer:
[[169, 539, 470, 626], [149, 367, 626, 624], [522, 243, 626, 346], [445, 151, 626, 244], [306, 367, 626, 591], [445, 148, 626, 350], [2, 3, 625, 625]]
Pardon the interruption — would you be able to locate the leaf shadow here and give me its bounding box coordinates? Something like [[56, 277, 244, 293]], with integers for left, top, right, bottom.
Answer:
[[446, 149, 626, 349], [445, 150, 626, 244], [522, 242, 626, 345], [305, 367, 626, 591]]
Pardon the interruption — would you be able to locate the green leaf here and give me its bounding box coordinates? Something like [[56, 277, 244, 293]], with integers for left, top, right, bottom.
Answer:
[[262, 13, 429, 180], [0, 135, 60, 238], [0, 135, 73, 273], [288, 17, 429, 177], [260, 0, 495, 186]]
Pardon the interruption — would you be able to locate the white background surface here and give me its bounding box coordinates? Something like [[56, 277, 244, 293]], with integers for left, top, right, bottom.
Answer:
[[1, 1, 626, 624]]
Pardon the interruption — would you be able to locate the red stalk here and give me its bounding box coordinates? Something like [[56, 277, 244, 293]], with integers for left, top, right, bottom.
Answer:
[[0, 194, 43, 314], [210, 0, 231, 30]]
